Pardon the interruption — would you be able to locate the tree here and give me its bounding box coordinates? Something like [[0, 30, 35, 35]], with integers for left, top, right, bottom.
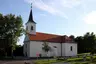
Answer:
[[13, 45, 23, 56], [75, 36, 84, 53], [42, 42, 51, 55], [75, 32, 96, 53], [75, 32, 96, 61], [83, 32, 96, 53], [42, 42, 51, 61], [69, 35, 75, 39], [0, 13, 24, 57], [83, 32, 96, 61]]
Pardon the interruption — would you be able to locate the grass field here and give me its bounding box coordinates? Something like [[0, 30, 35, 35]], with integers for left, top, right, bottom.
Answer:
[[34, 54, 96, 64]]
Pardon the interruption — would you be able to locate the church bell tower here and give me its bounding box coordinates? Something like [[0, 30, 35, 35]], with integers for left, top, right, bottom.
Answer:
[[26, 3, 36, 35]]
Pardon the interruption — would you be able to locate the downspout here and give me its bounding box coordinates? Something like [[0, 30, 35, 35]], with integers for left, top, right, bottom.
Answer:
[[61, 42, 62, 57], [61, 36, 62, 57]]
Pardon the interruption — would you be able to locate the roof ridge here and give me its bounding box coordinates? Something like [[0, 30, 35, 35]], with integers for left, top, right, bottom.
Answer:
[[36, 32, 61, 36]]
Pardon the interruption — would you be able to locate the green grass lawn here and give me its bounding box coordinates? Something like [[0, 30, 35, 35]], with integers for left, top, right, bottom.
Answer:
[[34, 59, 58, 64], [34, 55, 96, 64]]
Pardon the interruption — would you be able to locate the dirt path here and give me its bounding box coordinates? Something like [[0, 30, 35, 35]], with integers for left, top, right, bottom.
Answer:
[[0, 60, 34, 64]]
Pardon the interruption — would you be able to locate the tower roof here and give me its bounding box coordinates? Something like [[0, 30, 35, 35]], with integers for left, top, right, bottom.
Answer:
[[27, 3, 36, 24]]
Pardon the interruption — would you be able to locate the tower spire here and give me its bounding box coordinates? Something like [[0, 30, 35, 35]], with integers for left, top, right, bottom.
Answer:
[[26, 3, 36, 35], [27, 3, 36, 24]]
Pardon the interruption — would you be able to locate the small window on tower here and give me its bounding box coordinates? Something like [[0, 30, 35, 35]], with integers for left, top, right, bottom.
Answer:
[[31, 26, 33, 30]]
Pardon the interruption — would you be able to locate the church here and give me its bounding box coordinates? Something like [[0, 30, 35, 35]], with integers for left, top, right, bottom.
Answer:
[[23, 5, 77, 57]]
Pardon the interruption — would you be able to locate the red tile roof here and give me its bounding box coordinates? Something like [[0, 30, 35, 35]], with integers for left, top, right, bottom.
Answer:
[[28, 32, 74, 43]]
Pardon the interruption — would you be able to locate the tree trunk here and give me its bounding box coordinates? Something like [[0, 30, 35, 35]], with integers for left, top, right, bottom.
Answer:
[[11, 38, 14, 58], [46, 52, 49, 62]]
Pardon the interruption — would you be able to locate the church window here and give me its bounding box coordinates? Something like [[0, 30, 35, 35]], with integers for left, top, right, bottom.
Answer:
[[70, 46, 73, 51], [31, 26, 33, 30]]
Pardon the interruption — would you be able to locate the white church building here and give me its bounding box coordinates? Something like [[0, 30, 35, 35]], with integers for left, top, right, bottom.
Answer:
[[23, 6, 77, 57]]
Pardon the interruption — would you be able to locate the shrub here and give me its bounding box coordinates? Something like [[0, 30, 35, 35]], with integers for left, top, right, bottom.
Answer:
[[56, 57, 65, 61], [72, 62, 89, 64], [82, 62, 89, 64], [67, 58, 83, 62]]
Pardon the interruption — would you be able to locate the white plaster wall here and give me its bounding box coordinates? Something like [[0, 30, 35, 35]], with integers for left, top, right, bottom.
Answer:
[[23, 41, 30, 57], [29, 41, 61, 57], [29, 41, 43, 57], [26, 41, 77, 57], [48, 42, 61, 57], [26, 22, 36, 35], [23, 42, 27, 56], [62, 43, 77, 56]]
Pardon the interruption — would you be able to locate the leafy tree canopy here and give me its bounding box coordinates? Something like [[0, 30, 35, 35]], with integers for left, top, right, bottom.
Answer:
[[0, 13, 24, 56], [42, 42, 51, 52], [75, 32, 96, 54], [0, 13, 24, 43]]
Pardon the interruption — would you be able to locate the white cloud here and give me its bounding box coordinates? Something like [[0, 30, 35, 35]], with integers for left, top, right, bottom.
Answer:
[[59, 0, 81, 8], [24, 0, 81, 18], [83, 11, 96, 24], [39, 14, 47, 16]]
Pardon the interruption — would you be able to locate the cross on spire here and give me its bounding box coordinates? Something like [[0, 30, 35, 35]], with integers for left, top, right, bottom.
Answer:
[[31, 3, 32, 9]]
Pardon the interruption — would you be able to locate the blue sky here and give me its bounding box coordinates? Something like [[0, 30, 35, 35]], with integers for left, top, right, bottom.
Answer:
[[1, 0, 96, 45]]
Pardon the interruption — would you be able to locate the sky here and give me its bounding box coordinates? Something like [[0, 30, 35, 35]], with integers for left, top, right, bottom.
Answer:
[[0, 0, 96, 45]]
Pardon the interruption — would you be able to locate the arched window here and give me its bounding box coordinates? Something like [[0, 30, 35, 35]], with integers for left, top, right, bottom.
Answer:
[[31, 26, 33, 30], [70, 46, 73, 51]]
